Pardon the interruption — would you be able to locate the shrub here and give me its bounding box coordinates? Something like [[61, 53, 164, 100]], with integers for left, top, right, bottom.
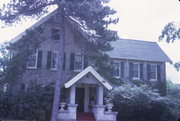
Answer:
[[0, 82, 54, 121], [110, 84, 178, 121]]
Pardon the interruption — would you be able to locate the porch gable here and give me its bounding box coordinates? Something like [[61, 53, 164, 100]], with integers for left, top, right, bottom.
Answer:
[[64, 66, 113, 90]]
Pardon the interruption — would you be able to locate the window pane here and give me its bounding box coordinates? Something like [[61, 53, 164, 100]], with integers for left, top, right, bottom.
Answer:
[[112, 62, 120, 77], [51, 28, 60, 40], [74, 54, 83, 71], [132, 64, 139, 78], [150, 65, 156, 79], [27, 52, 37, 68], [51, 52, 58, 69]]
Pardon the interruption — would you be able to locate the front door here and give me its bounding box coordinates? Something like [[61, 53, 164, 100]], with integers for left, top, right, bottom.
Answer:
[[75, 88, 85, 112]]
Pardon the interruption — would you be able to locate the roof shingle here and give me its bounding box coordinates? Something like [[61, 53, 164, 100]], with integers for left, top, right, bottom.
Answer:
[[107, 38, 172, 63]]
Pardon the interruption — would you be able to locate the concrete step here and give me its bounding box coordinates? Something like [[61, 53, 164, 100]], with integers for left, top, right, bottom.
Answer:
[[77, 113, 95, 121]]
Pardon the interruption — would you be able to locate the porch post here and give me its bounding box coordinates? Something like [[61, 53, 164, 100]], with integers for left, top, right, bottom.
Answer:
[[97, 84, 104, 105], [69, 85, 76, 104]]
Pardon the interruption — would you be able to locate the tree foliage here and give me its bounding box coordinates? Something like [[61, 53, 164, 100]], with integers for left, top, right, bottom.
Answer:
[[110, 84, 180, 121], [159, 22, 180, 71], [159, 22, 180, 43], [0, 82, 54, 121]]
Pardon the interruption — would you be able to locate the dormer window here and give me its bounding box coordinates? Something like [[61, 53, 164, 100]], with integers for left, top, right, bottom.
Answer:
[[51, 28, 60, 40]]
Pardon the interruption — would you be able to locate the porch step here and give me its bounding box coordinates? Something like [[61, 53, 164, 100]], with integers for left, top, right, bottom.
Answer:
[[77, 113, 95, 121]]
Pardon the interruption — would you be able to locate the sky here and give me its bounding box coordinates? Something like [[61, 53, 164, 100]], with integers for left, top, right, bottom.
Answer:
[[0, 0, 180, 83]]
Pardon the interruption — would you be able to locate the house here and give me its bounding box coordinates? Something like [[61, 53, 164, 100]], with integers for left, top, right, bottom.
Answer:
[[9, 9, 172, 121]]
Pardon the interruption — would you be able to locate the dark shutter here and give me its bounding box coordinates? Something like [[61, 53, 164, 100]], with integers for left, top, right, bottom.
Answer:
[[47, 51, 52, 69], [70, 53, 75, 70], [121, 62, 124, 78], [37, 50, 43, 69], [83, 55, 88, 69], [147, 64, 151, 80], [129, 63, 133, 79], [140, 63, 144, 80], [110, 60, 114, 76], [157, 65, 161, 80], [63, 52, 66, 70]]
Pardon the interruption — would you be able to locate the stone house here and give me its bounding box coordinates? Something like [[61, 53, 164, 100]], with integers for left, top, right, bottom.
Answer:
[[9, 9, 172, 121]]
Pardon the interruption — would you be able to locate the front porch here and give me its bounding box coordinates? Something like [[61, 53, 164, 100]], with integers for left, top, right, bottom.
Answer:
[[58, 66, 118, 121]]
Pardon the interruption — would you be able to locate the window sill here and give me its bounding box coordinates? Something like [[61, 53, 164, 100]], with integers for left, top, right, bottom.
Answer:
[[73, 70, 83, 73], [113, 76, 121, 79], [51, 68, 57, 71], [132, 78, 141, 81], [27, 67, 37, 69], [149, 79, 157, 81]]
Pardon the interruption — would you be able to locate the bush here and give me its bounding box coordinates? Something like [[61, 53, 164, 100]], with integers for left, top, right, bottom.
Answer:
[[0, 82, 54, 121], [110, 84, 178, 121]]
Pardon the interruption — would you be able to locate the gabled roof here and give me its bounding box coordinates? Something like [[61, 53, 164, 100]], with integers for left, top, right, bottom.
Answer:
[[10, 10, 59, 43], [10, 9, 97, 43], [64, 66, 113, 90], [107, 38, 172, 63]]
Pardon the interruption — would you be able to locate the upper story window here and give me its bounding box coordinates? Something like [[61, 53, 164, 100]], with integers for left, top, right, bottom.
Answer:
[[148, 64, 157, 80], [51, 28, 60, 40], [74, 54, 84, 72], [27, 50, 38, 69], [51, 51, 58, 70], [111, 61, 120, 78]]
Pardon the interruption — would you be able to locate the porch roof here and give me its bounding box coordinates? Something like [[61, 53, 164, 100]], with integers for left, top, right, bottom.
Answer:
[[64, 66, 113, 90]]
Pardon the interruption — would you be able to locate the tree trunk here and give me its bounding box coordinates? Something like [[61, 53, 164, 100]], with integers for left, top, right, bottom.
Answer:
[[50, 7, 65, 121]]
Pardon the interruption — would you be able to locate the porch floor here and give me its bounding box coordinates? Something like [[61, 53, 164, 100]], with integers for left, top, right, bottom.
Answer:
[[77, 113, 95, 121]]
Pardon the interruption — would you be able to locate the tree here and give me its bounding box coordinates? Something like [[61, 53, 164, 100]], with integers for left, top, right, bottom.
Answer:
[[159, 22, 180, 71], [0, 1, 118, 121]]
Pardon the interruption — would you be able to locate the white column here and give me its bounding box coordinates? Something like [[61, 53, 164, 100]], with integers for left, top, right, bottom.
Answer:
[[84, 86, 90, 112], [97, 84, 103, 105], [69, 85, 76, 104]]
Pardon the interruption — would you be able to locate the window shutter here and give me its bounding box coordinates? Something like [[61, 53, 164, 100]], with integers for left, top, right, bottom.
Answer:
[[121, 62, 124, 78], [140, 63, 144, 80], [70, 53, 75, 70], [129, 63, 133, 79], [47, 51, 52, 69], [63, 52, 66, 70], [83, 55, 88, 69], [147, 64, 151, 80], [157, 65, 161, 80], [37, 50, 43, 69]]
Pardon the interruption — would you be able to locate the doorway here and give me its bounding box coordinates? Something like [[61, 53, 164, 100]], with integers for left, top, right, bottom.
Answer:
[[75, 87, 85, 112]]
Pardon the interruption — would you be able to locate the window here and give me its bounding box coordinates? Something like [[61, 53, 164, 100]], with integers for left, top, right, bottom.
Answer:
[[51, 28, 60, 40], [149, 65, 157, 80], [111, 61, 120, 78], [74, 54, 84, 71], [51, 51, 58, 70], [132, 63, 140, 78], [27, 51, 38, 69]]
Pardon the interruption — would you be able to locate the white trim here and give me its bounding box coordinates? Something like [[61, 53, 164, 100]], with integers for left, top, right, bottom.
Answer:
[[27, 50, 38, 69], [64, 66, 113, 90]]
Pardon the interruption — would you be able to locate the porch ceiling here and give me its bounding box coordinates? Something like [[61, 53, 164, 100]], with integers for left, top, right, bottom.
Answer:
[[64, 66, 113, 90]]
